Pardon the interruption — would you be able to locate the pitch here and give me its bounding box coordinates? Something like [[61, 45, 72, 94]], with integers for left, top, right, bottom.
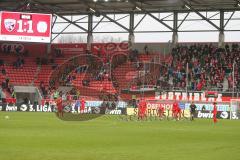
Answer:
[[0, 112, 240, 160]]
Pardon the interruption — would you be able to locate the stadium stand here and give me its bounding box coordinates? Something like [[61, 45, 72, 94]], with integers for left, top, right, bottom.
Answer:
[[0, 43, 239, 101], [169, 44, 240, 91]]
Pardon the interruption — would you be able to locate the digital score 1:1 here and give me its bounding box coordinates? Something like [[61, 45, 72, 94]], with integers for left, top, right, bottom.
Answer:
[[17, 20, 33, 33]]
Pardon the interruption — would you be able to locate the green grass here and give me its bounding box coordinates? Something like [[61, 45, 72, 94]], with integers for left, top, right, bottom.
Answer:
[[0, 112, 240, 160]]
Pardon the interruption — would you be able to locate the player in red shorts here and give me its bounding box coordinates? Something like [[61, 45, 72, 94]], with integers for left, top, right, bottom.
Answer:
[[172, 101, 180, 120], [213, 102, 218, 123], [137, 101, 142, 120], [158, 105, 165, 120], [142, 99, 147, 119], [137, 99, 143, 120], [176, 104, 181, 120], [138, 98, 147, 120], [172, 101, 177, 119], [80, 98, 86, 114], [56, 98, 63, 117]]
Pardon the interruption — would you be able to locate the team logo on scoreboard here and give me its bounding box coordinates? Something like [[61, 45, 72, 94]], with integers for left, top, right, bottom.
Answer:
[[37, 21, 48, 33], [4, 19, 16, 32]]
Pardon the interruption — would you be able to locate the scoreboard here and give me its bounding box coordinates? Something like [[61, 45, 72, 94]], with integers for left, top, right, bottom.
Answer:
[[0, 11, 52, 43]]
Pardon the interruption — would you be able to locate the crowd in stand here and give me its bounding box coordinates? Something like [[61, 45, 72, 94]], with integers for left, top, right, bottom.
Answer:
[[1, 77, 16, 98], [1, 43, 240, 101], [156, 43, 240, 91], [13, 56, 24, 68], [0, 46, 27, 98]]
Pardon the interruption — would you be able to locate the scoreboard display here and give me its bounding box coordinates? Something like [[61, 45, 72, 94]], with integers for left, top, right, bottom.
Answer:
[[0, 11, 52, 43]]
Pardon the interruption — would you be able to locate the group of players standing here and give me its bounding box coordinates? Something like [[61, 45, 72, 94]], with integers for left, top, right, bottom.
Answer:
[[137, 98, 218, 123], [55, 98, 86, 117], [55, 96, 218, 123], [137, 99, 183, 121]]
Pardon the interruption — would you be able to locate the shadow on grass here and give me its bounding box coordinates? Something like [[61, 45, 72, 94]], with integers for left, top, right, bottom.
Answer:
[[55, 112, 103, 121]]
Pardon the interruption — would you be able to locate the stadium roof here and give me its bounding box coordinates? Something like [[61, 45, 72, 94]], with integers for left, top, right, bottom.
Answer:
[[1, 0, 240, 15]]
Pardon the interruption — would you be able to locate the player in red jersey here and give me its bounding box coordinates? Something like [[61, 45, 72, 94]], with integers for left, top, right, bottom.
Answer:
[[142, 99, 147, 119], [158, 105, 165, 120], [80, 98, 86, 114], [56, 98, 63, 117], [172, 101, 180, 120], [213, 102, 218, 123], [138, 98, 147, 120], [137, 99, 143, 120], [137, 101, 142, 120], [176, 104, 181, 120], [172, 101, 177, 119]]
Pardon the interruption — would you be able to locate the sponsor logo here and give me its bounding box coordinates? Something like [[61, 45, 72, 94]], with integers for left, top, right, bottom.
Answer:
[[197, 111, 213, 118], [92, 107, 100, 114], [6, 105, 17, 111], [36, 105, 55, 112], [220, 112, 228, 119], [231, 112, 239, 120], [105, 108, 122, 115], [1, 43, 25, 53], [119, 41, 129, 50], [92, 42, 129, 53], [104, 43, 117, 51], [155, 91, 223, 102], [20, 104, 28, 112], [196, 111, 230, 119], [126, 107, 190, 118], [4, 19, 16, 32], [185, 103, 230, 112], [63, 106, 71, 112]]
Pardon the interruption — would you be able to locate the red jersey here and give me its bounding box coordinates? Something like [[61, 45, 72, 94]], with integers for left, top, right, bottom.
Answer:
[[158, 106, 164, 112], [80, 99, 85, 110], [213, 104, 217, 115], [172, 102, 178, 112], [173, 102, 181, 113], [213, 103, 218, 123], [138, 100, 147, 116], [56, 99, 63, 111], [140, 100, 147, 112]]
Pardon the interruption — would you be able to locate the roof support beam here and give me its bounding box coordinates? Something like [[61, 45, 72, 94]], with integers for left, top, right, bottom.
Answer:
[[32, 0, 88, 32], [219, 10, 225, 47], [177, 12, 189, 29], [129, 0, 173, 31], [115, 15, 129, 22], [182, 1, 220, 30], [129, 12, 134, 35], [173, 12, 178, 33], [134, 14, 147, 30], [161, 13, 174, 20], [87, 14, 93, 50], [146, 13, 173, 31], [129, 12, 135, 45], [51, 23, 71, 42], [51, 15, 57, 29], [220, 10, 224, 32], [92, 17, 104, 31], [224, 11, 235, 28], [102, 14, 130, 32], [172, 11, 178, 46], [55, 14, 88, 32], [51, 16, 88, 42], [191, 10, 220, 30], [208, 12, 220, 19], [88, 14, 93, 34]]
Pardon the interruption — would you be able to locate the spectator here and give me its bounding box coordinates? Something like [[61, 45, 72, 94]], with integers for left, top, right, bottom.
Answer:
[[144, 45, 149, 55], [1, 66, 6, 75]]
